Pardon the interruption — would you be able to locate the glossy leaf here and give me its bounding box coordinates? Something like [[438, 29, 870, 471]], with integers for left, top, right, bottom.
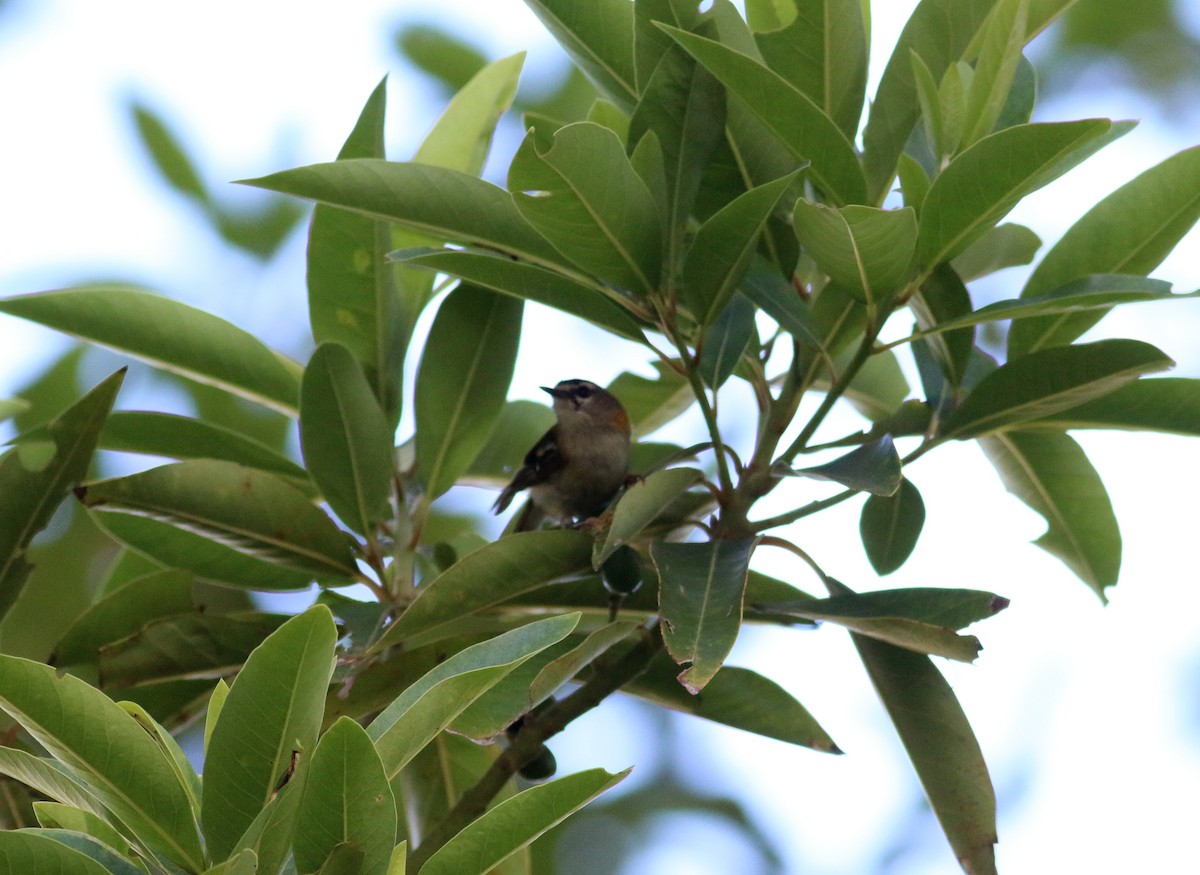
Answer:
[[77, 459, 359, 580], [951, 222, 1040, 281], [861, 0, 997, 199], [698, 294, 757, 389], [916, 120, 1133, 268], [294, 717, 396, 875], [98, 612, 290, 688], [0, 370, 123, 622], [371, 530, 592, 651], [1026, 377, 1200, 435], [627, 654, 839, 752], [653, 538, 755, 693], [202, 605, 338, 860], [0, 656, 206, 870], [779, 434, 902, 496], [523, 0, 637, 109], [849, 612, 997, 873], [91, 512, 319, 591], [414, 285, 523, 500], [749, 0, 868, 139], [861, 478, 927, 575], [51, 569, 193, 669], [940, 339, 1173, 439], [0, 747, 107, 821], [0, 831, 112, 875], [662, 25, 866, 205], [509, 123, 662, 295], [0, 287, 300, 415], [97, 410, 309, 484], [419, 768, 629, 875], [980, 431, 1119, 599], [242, 159, 565, 265], [393, 247, 647, 341], [1009, 144, 1200, 355], [792, 202, 917, 306], [368, 614, 579, 777], [301, 342, 395, 536], [683, 170, 802, 323], [593, 467, 704, 567]]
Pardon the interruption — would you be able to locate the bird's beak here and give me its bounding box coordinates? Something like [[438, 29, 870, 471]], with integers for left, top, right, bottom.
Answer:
[[541, 385, 566, 399]]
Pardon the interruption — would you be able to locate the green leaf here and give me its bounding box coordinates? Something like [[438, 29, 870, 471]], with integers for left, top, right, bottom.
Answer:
[[294, 717, 396, 875], [51, 569, 193, 669], [792, 202, 917, 306], [117, 701, 202, 821], [778, 434, 902, 496], [1025, 377, 1200, 435], [99, 612, 290, 688], [95, 410, 309, 484], [464, 401, 556, 486], [0, 656, 206, 870], [527, 622, 643, 706], [627, 653, 840, 752], [0, 397, 31, 423], [652, 538, 754, 693], [77, 460, 359, 580], [683, 170, 802, 323], [392, 247, 646, 341], [950, 222, 1041, 280], [202, 605, 338, 861], [940, 339, 1173, 439], [0, 831, 112, 875], [205, 679, 229, 755], [961, 0, 1030, 147], [847, 605, 997, 873], [33, 803, 132, 856], [916, 119, 1133, 268], [131, 100, 209, 204], [628, 41, 727, 269], [911, 262, 975, 392], [592, 468, 704, 568], [0, 287, 300, 415], [241, 160, 564, 265], [1008, 144, 1200, 356], [91, 512, 320, 591], [522, 0, 637, 109], [301, 343, 395, 536], [414, 285, 522, 500], [0, 370, 123, 622], [839, 347, 911, 423], [930, 275, 1189, 335], [749, 0, 868, 139], [980, 431, 1119, 599], [861, 478, 927, 575], [368, 615, 580, 777], [662, 25, 867, 205], [607, 362, 694, 438], [698, 294, 757, 388], [509, 123, 662, 295], [419, 768, 629, 875], [0, 747, 107, 820], [371, 530, 593, 651]]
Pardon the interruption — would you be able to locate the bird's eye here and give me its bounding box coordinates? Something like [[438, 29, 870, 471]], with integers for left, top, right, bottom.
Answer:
[[575, 385, 593, 399]]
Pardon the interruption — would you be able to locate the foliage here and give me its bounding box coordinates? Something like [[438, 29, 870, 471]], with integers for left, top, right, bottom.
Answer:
[[1, 1, 1199, 873]]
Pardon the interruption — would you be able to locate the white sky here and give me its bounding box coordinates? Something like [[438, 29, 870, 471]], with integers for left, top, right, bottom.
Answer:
[[1, 2, 1199, 873]]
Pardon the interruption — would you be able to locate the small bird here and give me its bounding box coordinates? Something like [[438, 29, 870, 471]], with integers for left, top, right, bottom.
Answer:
[[493, 379, 631, 531]]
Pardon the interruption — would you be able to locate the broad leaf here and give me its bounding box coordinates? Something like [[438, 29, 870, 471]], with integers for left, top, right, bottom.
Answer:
[[593, 467, 704, 567], [0, 287, 300, 415], [0, 656, 206, 870], [509, 122, 662, 295], [961, 0, 1029, 148], [0, 370, 122, 622], [652, 538, 754, 693], [371, 530, 592, 651], [792, 202, 917, 306], [0, 747, 107, 822], [698, 293, 757, 388], [861, 478, 927, 575], [77, 460, 359, 580], [663, 25, 867, 205], [916, 120, 1133, 269], [523, 0, 637, 109], [940, 339, 1173, 439], [1025, 377, 1200, 435], [301, 342, 395, 536], [419, 768, 629, 875], [778, 434, 902, 496], [294, 717, 396, 875], [0, 831, 112, 875], [607, 362, 694, 438], [950, 222, 1041, 281], [414, 285, 522, 500], [202, 606, 338, 860], [1009, 144, 1200, 355], [980, 431, 1119, 599]]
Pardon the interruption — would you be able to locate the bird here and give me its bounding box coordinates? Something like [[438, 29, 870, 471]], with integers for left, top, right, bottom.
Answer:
[[493, 379, 631, 532]]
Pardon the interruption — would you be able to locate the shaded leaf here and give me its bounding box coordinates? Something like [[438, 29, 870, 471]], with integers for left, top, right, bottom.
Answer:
[[698, 294, 757, 388], [861, 478, 927, 575], [1025, 377, 1200, 435], [951, 223, 1040, 282], [593, 467, 704, 567], [607, 362, 694, 438], [778, 434, 902, 496], [0, 287, 300, 415], [0, 831, 111, 875], [464, 401, 556, 486], [792, 203, 917, 306], [523, 0, 637, 109], [653, 538, 754, 693]]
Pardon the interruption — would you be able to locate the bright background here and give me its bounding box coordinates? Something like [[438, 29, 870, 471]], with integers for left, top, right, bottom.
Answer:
[[1, 1, 1199, 873]]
